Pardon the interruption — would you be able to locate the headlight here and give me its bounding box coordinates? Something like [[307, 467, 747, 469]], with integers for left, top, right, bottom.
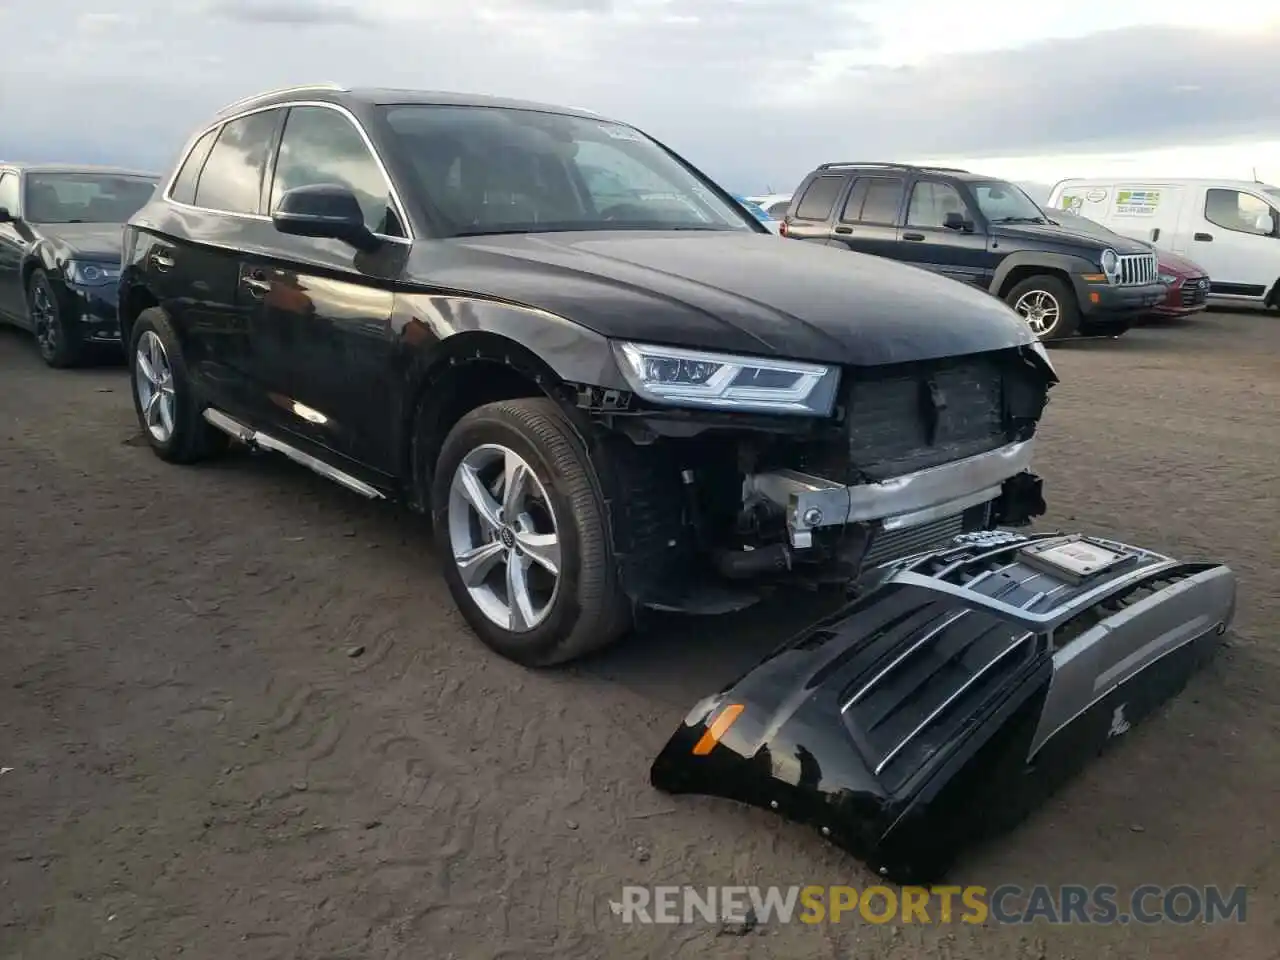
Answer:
[[66, 260, 120, 286], [1099, 247, 1120, 283], [613, 341, 840, 416], [1158, 273, 1177, 284]]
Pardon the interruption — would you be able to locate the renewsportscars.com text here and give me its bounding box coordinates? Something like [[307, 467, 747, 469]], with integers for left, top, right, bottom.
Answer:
[[611, 884, 1248, 926]]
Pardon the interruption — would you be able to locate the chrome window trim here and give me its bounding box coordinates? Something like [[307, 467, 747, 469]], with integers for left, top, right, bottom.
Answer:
[[161, 99, 413, 244]]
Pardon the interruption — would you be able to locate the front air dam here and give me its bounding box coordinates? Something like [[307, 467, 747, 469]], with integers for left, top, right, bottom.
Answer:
[[650, 531, 1237, 884]]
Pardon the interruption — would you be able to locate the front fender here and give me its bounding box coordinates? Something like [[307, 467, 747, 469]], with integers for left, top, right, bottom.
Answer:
[[990, 251, 1101, 297]]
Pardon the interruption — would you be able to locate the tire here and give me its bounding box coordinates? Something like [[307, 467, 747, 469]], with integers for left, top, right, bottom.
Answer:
[[27, 269, 83, 368], [128, 307, 228, 464], [430, 397, 631, 666], [1004, 275, 1079, 342]]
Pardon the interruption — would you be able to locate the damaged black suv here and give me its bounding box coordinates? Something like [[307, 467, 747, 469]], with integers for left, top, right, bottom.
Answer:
[[120, 85, 1057, 666]]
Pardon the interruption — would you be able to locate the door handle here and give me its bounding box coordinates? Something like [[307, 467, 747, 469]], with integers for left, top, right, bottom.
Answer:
[[1194, 232, 1213, 242], [241, 272, 271, 297], [903, 231, 925, 241], [834, 225, 852, 235], [150, 251, 174, 270]]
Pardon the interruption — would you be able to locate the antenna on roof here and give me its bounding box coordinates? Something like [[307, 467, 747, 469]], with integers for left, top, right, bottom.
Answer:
[[1253, 166, 1260, 182]]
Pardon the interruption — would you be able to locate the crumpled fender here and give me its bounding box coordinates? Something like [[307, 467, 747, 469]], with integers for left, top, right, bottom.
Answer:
[[651, 531, 1237, 884]]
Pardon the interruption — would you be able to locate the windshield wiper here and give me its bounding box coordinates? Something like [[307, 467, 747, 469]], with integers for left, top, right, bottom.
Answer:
[[991, 216, 1047, 224]]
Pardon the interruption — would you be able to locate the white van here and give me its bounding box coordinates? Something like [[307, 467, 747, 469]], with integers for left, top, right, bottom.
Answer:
[[1046, 178, 1280, 307]]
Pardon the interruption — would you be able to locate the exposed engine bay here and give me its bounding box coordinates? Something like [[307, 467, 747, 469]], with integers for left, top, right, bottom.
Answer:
[[650, 530, 1237, 883], [582, 342, 1056, 612]]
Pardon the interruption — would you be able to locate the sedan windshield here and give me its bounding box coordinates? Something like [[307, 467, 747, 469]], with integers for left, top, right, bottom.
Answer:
[[379, 104, 757, 236], [970, 180, 1047, 224], [24, 173, 157, 224]]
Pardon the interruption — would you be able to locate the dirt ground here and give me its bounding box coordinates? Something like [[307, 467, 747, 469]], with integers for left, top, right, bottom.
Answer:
[[1, 311, 1277, 959]]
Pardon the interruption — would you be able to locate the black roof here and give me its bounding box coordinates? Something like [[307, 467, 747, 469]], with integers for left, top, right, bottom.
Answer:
[[0, 161, 159, 179], [812, 162, 1005, 183], [213, 83, 613, 124]]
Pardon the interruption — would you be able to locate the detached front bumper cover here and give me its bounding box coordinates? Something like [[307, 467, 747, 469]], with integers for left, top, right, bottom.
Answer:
[[651, 530, 1236, 884]]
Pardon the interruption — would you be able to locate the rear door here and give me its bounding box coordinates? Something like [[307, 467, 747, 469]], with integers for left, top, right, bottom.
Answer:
[[896, 179, 991, 286], [783, 174, 850, 244], [829, 175, 906, 261]]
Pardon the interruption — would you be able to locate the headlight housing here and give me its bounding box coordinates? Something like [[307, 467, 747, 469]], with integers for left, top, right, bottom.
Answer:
[[66, 260, 120, 286], [613, 341, 840, 416], [1158, 272, 1177, 284], [1099, 247, 1120, 284]]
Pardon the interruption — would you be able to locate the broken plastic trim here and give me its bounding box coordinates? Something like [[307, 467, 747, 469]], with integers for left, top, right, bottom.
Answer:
[[650, 530, 1236, 884]]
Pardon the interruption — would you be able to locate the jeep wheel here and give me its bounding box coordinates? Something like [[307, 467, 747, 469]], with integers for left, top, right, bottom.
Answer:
[[1006, 275, 1079, 341], [128, 307, 228, 463], [431, 398, 631, 667]]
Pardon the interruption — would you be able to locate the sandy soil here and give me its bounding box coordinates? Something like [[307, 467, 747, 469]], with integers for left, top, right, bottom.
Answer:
[[1, 311, 1277, 959]]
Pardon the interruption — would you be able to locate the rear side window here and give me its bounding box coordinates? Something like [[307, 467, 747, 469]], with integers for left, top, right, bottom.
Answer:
[[193, 109, 282, 215], [794, 176, 845, 221], [841, 176, 904, 225], [168, 127, 219, 205]]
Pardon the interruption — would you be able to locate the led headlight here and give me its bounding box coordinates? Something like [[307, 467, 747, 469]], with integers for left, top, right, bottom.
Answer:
[[66, 260, 120, 286], [1158, 273, 1177, 284], [1099, 247, 1120, 283], [613, 341, 840, 416]]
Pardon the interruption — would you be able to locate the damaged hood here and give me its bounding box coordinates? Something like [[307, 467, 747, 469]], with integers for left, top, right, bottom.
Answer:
[[411, 231, 1035, 366], [651, 531, 1236, 883]]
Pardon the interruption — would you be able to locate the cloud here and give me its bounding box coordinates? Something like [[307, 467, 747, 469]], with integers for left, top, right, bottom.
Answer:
[[1, 1, 1278, 191], [202, 0, 374, 25]]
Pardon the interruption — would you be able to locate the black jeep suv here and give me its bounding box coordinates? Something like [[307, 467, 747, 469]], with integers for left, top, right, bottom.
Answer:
[[120, 85, 1056, 666], [781, 163, 1166, 341]]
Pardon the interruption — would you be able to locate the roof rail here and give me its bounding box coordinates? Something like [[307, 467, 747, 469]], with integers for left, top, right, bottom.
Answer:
[[817, 161, 970, 174], [216, 82, 347, 115]]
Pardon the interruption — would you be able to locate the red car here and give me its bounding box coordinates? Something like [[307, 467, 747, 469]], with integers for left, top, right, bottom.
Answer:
[[1150, 250, 1210, 319]]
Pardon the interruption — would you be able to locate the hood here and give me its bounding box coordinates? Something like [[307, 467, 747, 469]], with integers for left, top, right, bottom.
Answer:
[[992, 221, 1152, 255], [409, 231, 1034, 367], [1157, 249, 1207, 278], [34, 222, 123, 262]]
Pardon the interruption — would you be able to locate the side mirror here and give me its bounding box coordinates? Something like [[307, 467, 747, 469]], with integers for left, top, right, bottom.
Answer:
[[1255, 212, 1275, 235], [943, 211, 973, 232], [0, 207, 14, 224], [271, 184, 379, 252]]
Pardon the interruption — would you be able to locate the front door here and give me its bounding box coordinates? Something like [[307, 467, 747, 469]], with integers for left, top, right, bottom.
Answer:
[[246, 103, 409, 475], [896, 179, 992, 287], [0, 172, 26, 321], [1190, 186, 1280, 298]]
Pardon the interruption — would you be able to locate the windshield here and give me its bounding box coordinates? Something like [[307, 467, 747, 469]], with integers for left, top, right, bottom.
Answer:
[[24, 173, 157, 224], [970, 180, 1047, 223], [379, 104, 757, 236]]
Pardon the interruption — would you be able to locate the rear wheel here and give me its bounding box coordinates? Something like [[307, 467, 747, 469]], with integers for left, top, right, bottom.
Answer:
[[1005, 275, 1079, 342], [128, 307, 228, 463], [430, 397, 630, 666]]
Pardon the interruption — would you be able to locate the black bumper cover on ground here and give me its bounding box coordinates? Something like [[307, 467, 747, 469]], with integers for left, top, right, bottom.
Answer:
[[651, 530, 1236, 884]]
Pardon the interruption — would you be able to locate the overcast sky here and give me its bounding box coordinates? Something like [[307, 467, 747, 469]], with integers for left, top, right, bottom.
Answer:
[[2, 1, 1279, 193]]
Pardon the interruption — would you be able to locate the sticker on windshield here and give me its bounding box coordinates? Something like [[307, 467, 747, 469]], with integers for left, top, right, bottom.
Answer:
[[600, 123, 645, 142], [1114, 189, 1160, 216]]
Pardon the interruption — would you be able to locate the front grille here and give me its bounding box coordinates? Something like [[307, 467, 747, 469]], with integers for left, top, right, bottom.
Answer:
[[864, 512, 967, 568], [1117, 252, 1157, 286], [1181, 277, 1209, 306]]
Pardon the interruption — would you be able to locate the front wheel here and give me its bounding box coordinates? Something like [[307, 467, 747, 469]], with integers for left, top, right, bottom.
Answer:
[[1005, 275, 1079, 342], [430, 398, 631, 667], [27, 269, 83, 368]]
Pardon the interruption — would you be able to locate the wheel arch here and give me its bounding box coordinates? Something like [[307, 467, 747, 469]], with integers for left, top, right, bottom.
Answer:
[[992, 252, 1093, 299], [403, 330, 582, 510], [117, 279, 160, 348]]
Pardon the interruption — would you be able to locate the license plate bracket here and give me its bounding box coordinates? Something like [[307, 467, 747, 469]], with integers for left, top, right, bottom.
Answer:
[[1016, 536, 1137, 584]]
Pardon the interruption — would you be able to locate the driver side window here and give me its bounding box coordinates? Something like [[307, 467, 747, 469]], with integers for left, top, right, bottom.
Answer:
[[0, 173, 19, 215], [907, 181, 967, 229], [268, 105, 404, 238], [1204, 188, 1276, 237]]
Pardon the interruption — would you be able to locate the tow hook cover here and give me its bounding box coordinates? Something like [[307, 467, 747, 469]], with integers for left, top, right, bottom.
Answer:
[[651, 531, 1236, 884]]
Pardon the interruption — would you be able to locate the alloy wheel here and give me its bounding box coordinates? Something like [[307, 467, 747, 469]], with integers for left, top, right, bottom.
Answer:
[[1013, 289, 1061, 337], [447, 443, 562, 632], [30, 282, 58, 357], [134, 331, 177, 443]]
